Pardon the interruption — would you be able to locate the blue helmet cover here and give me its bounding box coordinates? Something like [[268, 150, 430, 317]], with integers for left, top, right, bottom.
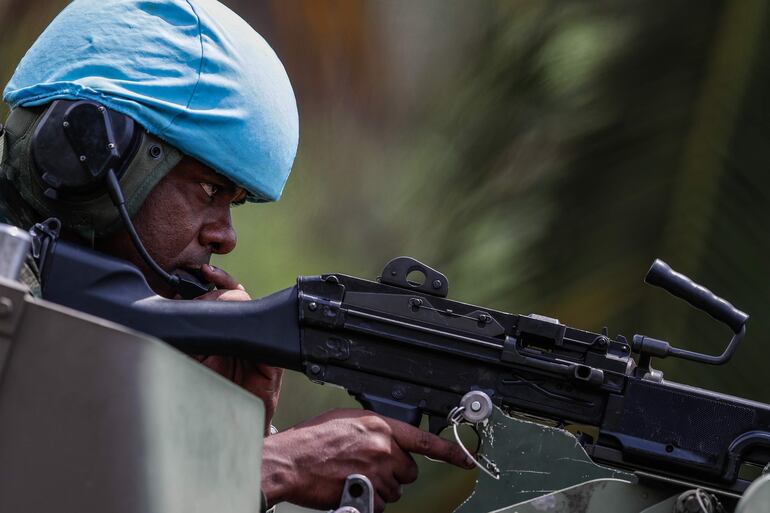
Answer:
[[4, 0, 299, 202]]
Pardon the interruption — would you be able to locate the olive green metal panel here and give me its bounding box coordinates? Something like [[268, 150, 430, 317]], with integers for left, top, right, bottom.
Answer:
[[454, 407, 636, 513], [735, 473, 770, 513], [451, 406, 748, 513], [0, 278, 264, 513], [492, 479, 675, 513]]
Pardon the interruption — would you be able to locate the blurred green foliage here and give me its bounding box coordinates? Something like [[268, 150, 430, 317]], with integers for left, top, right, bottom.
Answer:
[[3, 1, 770, 511]]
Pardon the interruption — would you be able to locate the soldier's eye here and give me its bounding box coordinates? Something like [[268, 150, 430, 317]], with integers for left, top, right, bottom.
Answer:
[[199, 182, 220, 198]]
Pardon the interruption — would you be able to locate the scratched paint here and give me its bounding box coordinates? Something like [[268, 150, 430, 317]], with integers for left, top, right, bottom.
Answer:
[[454, 407, 634, 513]]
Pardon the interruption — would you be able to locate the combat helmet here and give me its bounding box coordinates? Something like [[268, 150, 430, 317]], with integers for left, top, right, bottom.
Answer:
[[1, 0, 299, 240]]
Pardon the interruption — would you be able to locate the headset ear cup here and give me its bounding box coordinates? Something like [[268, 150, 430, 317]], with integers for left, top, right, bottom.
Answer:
[[5, 104, 181, 238], [31, 100, 142, 201]]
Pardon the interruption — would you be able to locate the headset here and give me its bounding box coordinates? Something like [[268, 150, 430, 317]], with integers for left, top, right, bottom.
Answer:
[[30, 99, 211, 299]]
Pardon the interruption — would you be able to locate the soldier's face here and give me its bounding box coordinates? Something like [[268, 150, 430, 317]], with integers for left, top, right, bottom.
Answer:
[[96, 157, 247, 297]]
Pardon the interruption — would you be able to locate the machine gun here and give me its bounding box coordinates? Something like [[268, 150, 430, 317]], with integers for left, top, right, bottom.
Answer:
[[13, 220, 770, 512]]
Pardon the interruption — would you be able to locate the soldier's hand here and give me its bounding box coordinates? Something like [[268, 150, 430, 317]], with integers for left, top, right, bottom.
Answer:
[[261, 409, 474, 512], [193, 264, 283, 435], [194, 263, 251, 301]]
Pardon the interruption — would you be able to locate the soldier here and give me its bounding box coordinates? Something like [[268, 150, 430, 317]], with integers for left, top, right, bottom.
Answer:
[[0, 1, 473, 512]]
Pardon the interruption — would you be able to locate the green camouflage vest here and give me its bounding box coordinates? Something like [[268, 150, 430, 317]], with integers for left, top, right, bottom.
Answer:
[[0, 123, 41, 296]]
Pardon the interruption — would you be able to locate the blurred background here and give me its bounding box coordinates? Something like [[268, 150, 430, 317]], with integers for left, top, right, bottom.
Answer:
[[2, 0, 770, 511]]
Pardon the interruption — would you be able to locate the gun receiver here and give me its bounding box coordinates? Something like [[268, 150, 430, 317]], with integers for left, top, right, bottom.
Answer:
[[294, 257, 762, 495], [34, 234, 766, 497]]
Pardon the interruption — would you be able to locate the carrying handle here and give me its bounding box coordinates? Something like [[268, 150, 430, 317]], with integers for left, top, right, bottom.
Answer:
[[645, 259, 748, 333]]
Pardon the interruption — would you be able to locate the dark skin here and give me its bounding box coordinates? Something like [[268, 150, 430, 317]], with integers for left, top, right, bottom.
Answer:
[[97, 156, 474, 512]]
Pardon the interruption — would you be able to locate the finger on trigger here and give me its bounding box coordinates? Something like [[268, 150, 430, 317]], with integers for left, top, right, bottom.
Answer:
[[387, 420, 471, 469]]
